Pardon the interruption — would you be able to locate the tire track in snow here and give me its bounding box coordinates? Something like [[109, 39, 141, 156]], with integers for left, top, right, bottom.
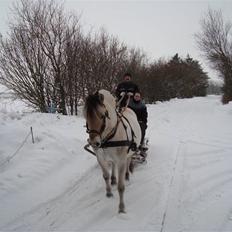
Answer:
[[159, 141, 186, 232], [160, 140, 232, 231]]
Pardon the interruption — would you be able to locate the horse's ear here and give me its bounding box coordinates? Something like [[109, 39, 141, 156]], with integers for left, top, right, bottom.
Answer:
[[99, 93, 104, 104], [94, 90, 99, 96]]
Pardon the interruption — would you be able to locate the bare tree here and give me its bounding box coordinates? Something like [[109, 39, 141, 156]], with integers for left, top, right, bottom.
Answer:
[[0, 5, 49, 112], [29, 0, 70, 115], [95, 30, 128, 92], [195, 9, 232, 103], [64, 19, 83, 115], [76, 29, 128, 96], [0, 0, 82, 114]]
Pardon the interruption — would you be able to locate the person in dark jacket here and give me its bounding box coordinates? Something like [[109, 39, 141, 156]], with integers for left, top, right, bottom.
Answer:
[[115, 73, 139, 106], [128, 91, 148, 147]]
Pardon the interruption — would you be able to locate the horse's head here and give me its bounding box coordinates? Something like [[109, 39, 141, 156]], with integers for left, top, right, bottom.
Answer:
[[84, 91, 110, 148]]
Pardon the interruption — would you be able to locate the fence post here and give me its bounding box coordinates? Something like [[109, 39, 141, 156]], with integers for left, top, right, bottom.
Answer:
[[30, 126, 34, 144]]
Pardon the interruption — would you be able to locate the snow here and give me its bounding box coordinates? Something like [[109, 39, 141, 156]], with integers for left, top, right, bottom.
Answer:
[[0, 84, 232, 231]]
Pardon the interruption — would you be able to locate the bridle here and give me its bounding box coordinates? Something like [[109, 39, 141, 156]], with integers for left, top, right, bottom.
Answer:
[[86, 108, 110, 138]]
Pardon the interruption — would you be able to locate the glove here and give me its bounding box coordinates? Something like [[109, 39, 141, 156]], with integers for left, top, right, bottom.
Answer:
[[127, 92, 134, 97], [120, 92, 126, 97]]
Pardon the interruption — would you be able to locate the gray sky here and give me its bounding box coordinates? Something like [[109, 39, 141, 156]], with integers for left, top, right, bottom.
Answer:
[[1, 0, 232, 81]]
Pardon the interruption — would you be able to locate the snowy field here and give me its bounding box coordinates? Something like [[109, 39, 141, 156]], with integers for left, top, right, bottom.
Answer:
[[0, 84, 232, 231]]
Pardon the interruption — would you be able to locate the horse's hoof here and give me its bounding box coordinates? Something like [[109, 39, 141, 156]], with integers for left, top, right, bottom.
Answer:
[[106, 192, 113, 198], [118, 208, 126, 214], [118, 203, 126, 213]]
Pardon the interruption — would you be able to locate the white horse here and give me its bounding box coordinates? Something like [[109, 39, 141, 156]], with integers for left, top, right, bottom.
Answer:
[[83, 89, 141, 213]]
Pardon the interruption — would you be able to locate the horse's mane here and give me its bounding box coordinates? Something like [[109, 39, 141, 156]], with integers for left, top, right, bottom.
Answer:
[[99, 89, 116, 108], [84, 89, 116, 119], [84, 92, 103, 118]]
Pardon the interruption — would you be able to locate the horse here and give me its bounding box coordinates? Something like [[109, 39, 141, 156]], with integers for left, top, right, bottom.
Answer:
[[83, 89, 141, 213]]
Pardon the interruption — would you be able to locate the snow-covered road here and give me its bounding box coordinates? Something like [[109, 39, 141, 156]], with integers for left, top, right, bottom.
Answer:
[[1, 89, 232, 231]]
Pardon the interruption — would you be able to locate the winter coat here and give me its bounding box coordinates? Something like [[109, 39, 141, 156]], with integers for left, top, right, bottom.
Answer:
[[128, 99, 148, 127], [115, 80, 139, 99]]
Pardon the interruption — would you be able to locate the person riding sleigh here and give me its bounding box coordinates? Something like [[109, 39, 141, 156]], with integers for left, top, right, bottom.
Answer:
[[115, 73, 148, 159]]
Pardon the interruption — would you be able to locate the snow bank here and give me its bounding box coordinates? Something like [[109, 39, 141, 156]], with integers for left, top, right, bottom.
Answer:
[[0, 86, 232, 231]]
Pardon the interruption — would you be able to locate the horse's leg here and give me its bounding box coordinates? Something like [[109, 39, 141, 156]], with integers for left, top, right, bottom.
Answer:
[[97, 158, 113, 198], [129, 156, 135, 174], [118, 161, 127, 213], [125, 157, 131, 181], [111, 162, 117, 185]]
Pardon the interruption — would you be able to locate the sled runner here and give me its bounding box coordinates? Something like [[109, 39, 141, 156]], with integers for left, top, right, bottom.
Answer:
[[132, 137, 149, 164]]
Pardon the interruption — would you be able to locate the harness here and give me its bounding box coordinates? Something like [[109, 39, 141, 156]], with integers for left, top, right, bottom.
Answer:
[[85, 109, 137, 156], [86, 110, 110, 137]]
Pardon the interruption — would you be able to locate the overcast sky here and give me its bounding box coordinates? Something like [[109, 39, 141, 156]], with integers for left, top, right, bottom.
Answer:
[[1, 0, 232, 81]]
